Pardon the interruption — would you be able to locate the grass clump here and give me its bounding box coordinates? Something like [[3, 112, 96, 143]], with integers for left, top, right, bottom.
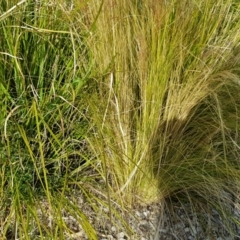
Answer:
[[0, 1, 100, 239], [84, 0, 240, 237], [1, 0, 240, 239]]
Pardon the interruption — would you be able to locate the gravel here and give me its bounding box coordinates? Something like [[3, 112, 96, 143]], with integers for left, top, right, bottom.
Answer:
[[60, 191, 240, 240], [31, 189, 240, 240]]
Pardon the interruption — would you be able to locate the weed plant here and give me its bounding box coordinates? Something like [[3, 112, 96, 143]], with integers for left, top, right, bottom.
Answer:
[[1, 0, 240, 239]]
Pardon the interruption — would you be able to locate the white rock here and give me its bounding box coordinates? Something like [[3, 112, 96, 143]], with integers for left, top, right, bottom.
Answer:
[[117, 232, 125, 239], [111, 226, 116, 232]]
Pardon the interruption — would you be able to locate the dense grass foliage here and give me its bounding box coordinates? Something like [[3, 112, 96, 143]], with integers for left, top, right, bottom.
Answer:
[[0, 1, 100, 239], [0, 0, 240, 239]]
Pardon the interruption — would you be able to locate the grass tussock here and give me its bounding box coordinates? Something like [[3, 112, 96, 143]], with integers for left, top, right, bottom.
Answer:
[[85, 0, 240, 236], [0, 0, 240, 238], [0, 1, 100, 239]]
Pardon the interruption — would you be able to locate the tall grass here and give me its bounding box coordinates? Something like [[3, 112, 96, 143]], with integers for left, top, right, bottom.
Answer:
[[0, 0, 101, 239], [1, 0, 240, 239], [85, 0, 240, 237]]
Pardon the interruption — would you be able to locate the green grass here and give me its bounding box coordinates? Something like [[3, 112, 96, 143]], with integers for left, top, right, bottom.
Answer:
[[1, 0, 240, 239]]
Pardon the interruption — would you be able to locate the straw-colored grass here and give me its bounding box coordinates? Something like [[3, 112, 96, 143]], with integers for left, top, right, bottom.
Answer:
[[1, 0, 240, 239], [85, 0, 240, 237]]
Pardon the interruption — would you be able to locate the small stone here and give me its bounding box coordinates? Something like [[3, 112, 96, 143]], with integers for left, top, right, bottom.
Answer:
[[190, 226, 197, 235], [136, 211, 141, 217], [143, 211, 150, 218], [175, 223, 182, 230], [117, 232, 125, 239], [103, 207, 109, 213], [107, 235, 114, 240], [159, 229, 167, 234]]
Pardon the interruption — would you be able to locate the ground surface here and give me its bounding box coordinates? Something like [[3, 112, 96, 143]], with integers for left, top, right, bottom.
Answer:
[[36, 191, 240, 240]]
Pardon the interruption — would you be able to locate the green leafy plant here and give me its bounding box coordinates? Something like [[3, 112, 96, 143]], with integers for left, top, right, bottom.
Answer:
[[0, 0, 101, 239]]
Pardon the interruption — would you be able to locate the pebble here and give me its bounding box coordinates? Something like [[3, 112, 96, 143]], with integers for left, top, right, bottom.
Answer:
[[40, 191, 240, 240]]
